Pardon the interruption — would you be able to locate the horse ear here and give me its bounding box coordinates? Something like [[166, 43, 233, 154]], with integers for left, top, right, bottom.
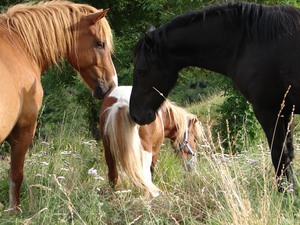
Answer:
[[86, 9, 109, 25], [145, 32, 153, 46], [144, 25, 156, 46], [146, 25, 156, 33]]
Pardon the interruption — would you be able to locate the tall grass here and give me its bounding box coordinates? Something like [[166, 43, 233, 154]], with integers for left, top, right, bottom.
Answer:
[[1, 95, 300, 224]]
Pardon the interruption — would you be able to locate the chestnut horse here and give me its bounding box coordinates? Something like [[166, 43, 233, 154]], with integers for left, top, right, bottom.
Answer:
[[0, 1, 116, 210], [100, 86, 204, 196]]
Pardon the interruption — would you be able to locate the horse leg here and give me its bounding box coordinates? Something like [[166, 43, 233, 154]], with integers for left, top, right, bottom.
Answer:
[[6, 120, 37, 211], [271, 115, 295, 191], [151, 152, 159, 174], [254, 109, 295, 192], [103, 139, 118, 187], [140, 149, 160, 197], [141, 149, 153, 183], [151, 142, 162, 174]]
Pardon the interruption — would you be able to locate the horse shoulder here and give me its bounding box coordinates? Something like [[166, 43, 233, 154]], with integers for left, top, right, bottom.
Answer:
[[139, 117, 163, 153]]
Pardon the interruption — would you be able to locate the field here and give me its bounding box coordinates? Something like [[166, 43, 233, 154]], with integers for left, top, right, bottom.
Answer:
[[1, 94, 300, 225]]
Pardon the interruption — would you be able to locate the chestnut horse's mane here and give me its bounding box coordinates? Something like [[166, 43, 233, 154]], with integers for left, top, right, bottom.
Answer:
[[0, 0, 113, 67]]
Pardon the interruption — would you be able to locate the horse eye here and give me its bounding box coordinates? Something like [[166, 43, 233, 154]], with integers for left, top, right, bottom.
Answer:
[[96, 41, 105, 49]]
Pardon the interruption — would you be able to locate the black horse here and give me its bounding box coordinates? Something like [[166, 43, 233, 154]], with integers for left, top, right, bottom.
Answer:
[[129, 2, 300, 192]]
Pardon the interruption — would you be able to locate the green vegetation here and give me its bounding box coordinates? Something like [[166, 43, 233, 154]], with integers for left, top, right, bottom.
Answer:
[[1, 0, 300, 224]]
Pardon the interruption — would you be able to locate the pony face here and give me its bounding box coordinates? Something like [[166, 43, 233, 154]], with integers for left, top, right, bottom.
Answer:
[[130, 29, 178, 125], [69, 9, 117, 100], [175, 117, 199, 171]]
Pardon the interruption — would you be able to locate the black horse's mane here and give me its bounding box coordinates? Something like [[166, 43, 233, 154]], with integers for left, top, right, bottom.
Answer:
[[134, 2, 300, 66], [165, 2, 300, 41]]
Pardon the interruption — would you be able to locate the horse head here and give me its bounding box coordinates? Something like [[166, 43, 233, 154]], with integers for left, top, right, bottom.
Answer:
[[68, 9, 117, 100], [130, 27, 179, 125], [174, 116, 201, 171]]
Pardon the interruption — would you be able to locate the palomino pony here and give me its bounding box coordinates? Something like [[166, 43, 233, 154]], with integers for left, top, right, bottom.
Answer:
[[0, 1, 117, 210], [100, 86, 204, 196], [130, 2, 300, 192]]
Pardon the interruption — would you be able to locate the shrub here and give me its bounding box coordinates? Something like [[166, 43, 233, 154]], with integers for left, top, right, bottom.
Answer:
[[215, 80, 262, 154]]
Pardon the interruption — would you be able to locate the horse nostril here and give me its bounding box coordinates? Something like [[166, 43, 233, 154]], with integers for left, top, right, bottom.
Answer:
[[93, 85, 106, 100]]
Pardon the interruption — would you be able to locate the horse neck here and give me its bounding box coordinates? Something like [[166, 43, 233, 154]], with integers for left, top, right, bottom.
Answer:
[[0, 24, 41, 73], [1, 11, 76, 73], [163, 13, 243, 75]]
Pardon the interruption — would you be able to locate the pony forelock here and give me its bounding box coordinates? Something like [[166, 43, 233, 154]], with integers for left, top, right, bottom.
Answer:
[[160, 100, 190, 142], [160, 99, 205, 146]]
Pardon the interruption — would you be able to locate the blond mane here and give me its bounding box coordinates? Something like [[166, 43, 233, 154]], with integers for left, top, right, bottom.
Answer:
[[160, 99, 205, 146], [0, 0, 113, 67], [160, 100, 190, 140]]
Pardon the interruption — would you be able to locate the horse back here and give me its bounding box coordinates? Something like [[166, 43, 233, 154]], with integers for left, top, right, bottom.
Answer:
[[100, 86, 132, 133]]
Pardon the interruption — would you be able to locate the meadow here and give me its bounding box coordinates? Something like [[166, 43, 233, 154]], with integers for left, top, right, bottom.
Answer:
[[0, 93, 300, 225]]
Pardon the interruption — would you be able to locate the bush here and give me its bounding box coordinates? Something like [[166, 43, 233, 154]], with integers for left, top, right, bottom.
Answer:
[[39, 64, 100, 141], [215, 80, 262, 154]]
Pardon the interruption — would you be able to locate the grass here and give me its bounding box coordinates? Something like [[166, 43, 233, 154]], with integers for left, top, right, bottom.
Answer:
[[1, 93, 300, 224], [188, 91, 225, 122]]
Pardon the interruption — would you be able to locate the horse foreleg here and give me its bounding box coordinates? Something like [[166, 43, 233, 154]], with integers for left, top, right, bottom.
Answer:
[[141, 150, 153, 183], [271, 115, 295, 192], [151, 153, 159, 174], [141, 150, 159, 197], [103, 139, 118, 187], [254, 109, 295, 192], [150, 143, 162, 174], [7, 121, 36, 211], [150, 131, 163, 174]]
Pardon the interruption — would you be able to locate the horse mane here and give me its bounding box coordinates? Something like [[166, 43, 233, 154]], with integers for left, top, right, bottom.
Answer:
[[166, 2, 300, 41], [134, 2, 300, 69], [0, 0, 113, 67], [160, 99, 204, 145]]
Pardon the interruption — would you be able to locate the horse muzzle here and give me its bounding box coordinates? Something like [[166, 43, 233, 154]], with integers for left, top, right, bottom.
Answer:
[[129, 109, 156, 125], [92, 83, 110, 100]]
